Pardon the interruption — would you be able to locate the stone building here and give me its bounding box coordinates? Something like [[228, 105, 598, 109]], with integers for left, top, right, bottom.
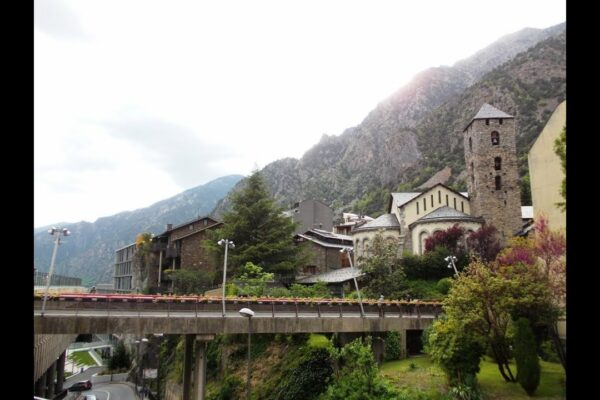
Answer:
[[350, 103, 526, 260], [463, 103, 522, 239], [285, 199, 334, 235], [151, 216, 223, 292], [528, 101, 566, 231]]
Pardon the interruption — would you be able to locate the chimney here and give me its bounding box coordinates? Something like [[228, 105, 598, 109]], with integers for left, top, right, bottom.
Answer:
[[166, 224, 173, 231]]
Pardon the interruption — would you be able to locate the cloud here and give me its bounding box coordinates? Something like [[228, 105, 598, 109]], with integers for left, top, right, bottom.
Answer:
[[34, 0, 90, 40], [96, 114, 242, 188]]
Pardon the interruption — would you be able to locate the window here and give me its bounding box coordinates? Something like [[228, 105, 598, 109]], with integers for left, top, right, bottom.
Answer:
[[431, 194, 434, 207], [303, 265, 317, 274], [453, 197, 457, 209], [469, 137, 472, 151], [495, 176, 502, 190], [494, 157, 502, 171], [491, 131, 500, 145], [446, 194, 449, 206], [485, 119, 490, 125], [189, 224, 194, 230], [438, 190, 441, 204], [203, 219, 208, 226], [499, 118, 503, 125], [461, 201, 464, 212], [416, 202, 419, 214], [423, 198, 427, 211]]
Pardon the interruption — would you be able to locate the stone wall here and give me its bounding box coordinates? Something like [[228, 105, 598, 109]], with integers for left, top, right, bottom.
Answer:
[[464, 117, 522, 238]]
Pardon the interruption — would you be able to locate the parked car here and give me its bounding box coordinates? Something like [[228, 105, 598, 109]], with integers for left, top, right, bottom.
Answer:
[[68, 380, 92, 392]]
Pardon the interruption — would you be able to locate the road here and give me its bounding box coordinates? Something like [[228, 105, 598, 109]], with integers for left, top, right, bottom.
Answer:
[[67, 383, 137, 400]]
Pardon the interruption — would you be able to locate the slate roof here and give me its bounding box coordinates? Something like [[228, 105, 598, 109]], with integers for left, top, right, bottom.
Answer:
[[309, 228, 353, 241], [464, 103, 514, 131], [296, 267, 364, 284], [352, 214, 400, 232], [472, 103, 513, 120], [390, 192, 421, 208], [296, 233, 351, 249], [409, 206, 483, 228]]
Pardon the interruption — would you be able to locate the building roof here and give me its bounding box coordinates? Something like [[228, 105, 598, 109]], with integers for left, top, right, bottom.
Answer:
[[521, 206, 533, 219], [389, 183, 470, 211], [464, 103, 514, 131], [156, 216, 222, 237], [308, 228, 353, 241], [296, 267, 364, 284], [115, 242, 137, 252], [296, 229, 353, 249], [352, 213, 400, 233], [409, 206, 484, 228]]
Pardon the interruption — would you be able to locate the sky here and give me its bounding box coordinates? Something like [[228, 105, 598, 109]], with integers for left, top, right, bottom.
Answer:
[[34, 0, 565, 228]]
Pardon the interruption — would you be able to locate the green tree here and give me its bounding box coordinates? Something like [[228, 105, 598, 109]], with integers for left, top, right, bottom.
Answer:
[[384, 331, 402, 361], [206, 171, 304, 282], [134, 232, 154, 291], [236, 262, 274, 296], [553, 125, 566, 211], [169, 269, 214, 295], [424, 316, 485, 386], [359, 233, 406, 298], [108, 341, 132, 372], [320, 337, 398, 400], [514, 318, 541, 396]]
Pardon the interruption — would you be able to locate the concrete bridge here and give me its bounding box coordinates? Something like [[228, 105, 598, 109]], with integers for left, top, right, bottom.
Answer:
[[34, 294, 443, 400]]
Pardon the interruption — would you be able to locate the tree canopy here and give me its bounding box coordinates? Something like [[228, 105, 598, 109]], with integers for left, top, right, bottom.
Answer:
[[207, 171, 304, 282]]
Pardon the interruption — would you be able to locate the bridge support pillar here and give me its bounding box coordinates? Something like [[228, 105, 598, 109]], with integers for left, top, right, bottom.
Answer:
[[56, 350, 66, 393], [182, 334, 195, 400], [400, 329, 407, 358], [193, 335, 214, 400], [372, 335, 385, 365], [45, 359, 56, 399], [34, 370, 47, 397]]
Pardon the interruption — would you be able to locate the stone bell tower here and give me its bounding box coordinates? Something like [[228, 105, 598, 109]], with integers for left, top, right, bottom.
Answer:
[[463, 103, 522, 239]]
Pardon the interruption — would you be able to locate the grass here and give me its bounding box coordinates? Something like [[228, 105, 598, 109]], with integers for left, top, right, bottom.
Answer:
[[68, 350, 98, 366], [308, 334, 330, 348], [380, 355, 566, 399]]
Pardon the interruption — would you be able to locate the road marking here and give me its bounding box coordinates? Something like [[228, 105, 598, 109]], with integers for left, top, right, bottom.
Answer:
[[98, 389, 110, 400]]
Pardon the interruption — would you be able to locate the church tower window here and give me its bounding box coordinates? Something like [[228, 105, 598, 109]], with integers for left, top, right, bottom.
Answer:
[[491, 131, 500, 145], [494, 157, 502, 170], [495, 176, 502, 190], [469, 137, 472, 151]]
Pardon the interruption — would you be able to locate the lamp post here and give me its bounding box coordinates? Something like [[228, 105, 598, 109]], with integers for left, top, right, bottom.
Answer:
[[218, 239, 235, 317], [41, 227, 71, 316], [136, 338, 149, 398], [340, 247, 365, 318], [239, 307, 254, 400], [445, 255, 459, 277]]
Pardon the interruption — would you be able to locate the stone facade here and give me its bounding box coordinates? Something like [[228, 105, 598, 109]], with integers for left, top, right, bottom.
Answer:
[[410, 220, 483, 255], [464, 106, 522, 239]]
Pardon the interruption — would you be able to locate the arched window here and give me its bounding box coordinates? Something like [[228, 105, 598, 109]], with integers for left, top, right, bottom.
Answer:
[[494, 157, 502, 170], [469, 137, 472, 151], [495, 176, 502, 190], [491, 131, 500, 145], [419, 231, 429, 255]]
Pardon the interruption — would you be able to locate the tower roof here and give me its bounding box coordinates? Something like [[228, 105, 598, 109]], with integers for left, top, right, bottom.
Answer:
[[464, 103, 513, 131], [352, 213, 400, 233]]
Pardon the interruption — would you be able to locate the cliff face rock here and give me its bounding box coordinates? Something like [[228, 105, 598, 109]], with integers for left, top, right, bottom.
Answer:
[[214, 23, 565, 218], [33, 175, 243, 283]]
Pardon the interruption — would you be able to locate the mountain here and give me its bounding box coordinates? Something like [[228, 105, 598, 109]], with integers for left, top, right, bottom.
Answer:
[[213, 22, 565, 219], [33, 175, 244, 284]]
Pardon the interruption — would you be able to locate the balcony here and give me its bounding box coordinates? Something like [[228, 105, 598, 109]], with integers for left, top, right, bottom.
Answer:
[[152, 242, 167, 252], [165, 246, 179, 259]]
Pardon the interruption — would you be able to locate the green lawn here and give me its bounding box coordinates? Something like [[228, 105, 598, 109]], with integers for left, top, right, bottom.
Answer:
[[380, 355, 565, 399], [68, 350, 98, 366]]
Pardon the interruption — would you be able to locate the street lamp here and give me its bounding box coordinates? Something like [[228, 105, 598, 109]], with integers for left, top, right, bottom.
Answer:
[[41, 227, 71, 316], [135, 338, 149, 399], [340, 247, 365, 318], [218, 239, 235, 317], [445, 255, 459, 277], [239, 307, 254, 400]]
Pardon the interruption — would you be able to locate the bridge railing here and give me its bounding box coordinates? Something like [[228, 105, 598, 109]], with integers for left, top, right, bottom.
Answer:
[[34, 293, 443, 319]]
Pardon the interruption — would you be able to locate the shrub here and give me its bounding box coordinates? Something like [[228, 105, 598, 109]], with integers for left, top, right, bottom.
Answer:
[[384, 331, 402, 361], [436, 277, 453, 295], [108, 341, 131, 371], [514, 318, 541, 396], [208, 374, 243, 400], [539, 339, 561, 363]]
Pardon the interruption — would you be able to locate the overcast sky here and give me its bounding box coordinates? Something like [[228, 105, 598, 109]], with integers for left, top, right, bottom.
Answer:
[[34, 0, 565, 228]]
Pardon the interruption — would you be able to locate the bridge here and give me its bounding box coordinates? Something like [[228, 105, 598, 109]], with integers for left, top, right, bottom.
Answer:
[[34, 293, 443, 400]]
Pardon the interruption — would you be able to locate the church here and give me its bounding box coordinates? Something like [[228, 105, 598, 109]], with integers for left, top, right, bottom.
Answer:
[[352, 103, 523, 261]]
